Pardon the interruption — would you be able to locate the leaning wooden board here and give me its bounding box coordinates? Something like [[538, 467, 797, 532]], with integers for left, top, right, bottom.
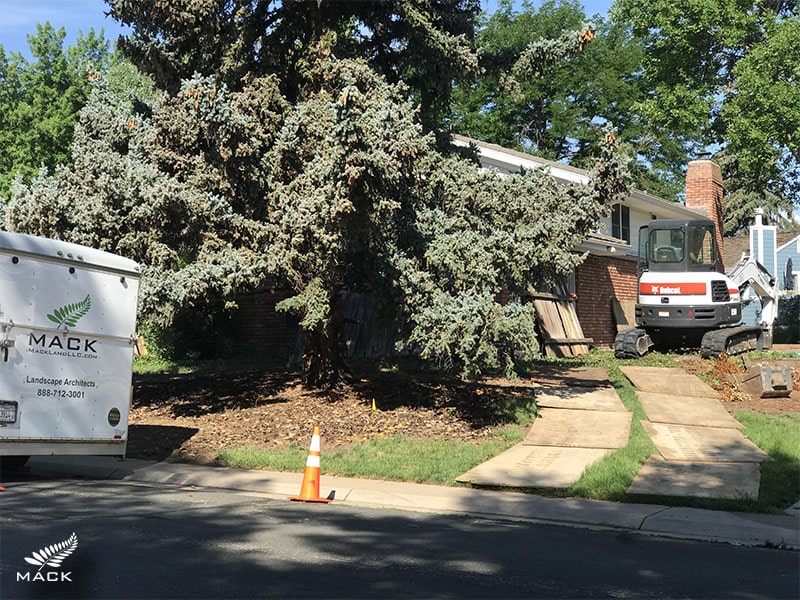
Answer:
[[532, 293, 591, 357]]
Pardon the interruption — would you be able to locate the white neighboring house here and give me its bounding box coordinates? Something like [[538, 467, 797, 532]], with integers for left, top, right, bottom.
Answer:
[[451, 135, 721, 347]]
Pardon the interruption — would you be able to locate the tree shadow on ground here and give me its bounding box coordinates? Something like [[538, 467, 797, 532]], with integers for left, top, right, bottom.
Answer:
[[2, 479, 797, 600], [126, 425, 200, 461], [131, 360, 540, 432], [133, 371, 298, 416]]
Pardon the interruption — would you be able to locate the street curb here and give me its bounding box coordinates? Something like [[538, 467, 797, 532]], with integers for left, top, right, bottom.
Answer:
[[21, 456, 800, 550]]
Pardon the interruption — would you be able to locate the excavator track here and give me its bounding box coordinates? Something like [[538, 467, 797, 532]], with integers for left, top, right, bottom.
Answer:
[[700, 325, 763, 358], [614, 328, 653, 359]]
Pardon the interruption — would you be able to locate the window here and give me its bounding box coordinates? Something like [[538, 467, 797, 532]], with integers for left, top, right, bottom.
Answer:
[[687, 223, 716, 266], [650, 229, 684, 263], [611, 204, 630, 242], [785, 257, 798, 292]]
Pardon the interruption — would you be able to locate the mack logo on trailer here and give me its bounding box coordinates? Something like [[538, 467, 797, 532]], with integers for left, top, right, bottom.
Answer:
[[28, 333, 98, 354], [47, 295, 91, 329], [25, 294, 100, 357]]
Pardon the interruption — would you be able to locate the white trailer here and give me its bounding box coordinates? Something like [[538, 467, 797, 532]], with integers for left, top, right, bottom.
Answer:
[[0, 231, 140, 462]]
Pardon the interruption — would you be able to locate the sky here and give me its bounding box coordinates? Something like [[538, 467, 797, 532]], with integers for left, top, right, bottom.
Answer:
[[0, 0, 615, 57], [0, 0, 130, 56]]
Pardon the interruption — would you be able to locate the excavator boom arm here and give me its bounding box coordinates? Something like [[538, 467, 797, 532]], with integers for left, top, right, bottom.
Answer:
[[726, 253, 779, 329]]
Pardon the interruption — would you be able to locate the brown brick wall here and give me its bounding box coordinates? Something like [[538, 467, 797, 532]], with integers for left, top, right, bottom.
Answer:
[[227, 286, 299, 356], [575, 254, 638, 347]]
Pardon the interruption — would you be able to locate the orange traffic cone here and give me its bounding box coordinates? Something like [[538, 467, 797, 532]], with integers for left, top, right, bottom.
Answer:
[[288, 425, 332, 503]]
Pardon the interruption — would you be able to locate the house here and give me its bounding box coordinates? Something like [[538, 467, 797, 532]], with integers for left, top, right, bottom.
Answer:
[[743, 211, 800, 295], [452, 135, 727, 348], [725, 210, 800, 328], [778, 232, 800, 294]]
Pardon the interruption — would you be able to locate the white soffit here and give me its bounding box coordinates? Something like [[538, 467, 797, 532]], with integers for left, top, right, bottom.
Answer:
[[452, 135, 590, 185], [452, 135, 705, 221]]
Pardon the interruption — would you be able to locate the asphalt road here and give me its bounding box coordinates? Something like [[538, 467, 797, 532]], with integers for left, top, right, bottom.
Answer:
[[1, 478, 798, 600]]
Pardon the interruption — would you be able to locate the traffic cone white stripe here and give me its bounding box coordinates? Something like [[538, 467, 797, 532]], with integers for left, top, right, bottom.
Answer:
[[288, 425, 332, 503]]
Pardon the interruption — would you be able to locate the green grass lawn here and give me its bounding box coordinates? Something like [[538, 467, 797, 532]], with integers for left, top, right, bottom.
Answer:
[[219, 426, 523, 486]]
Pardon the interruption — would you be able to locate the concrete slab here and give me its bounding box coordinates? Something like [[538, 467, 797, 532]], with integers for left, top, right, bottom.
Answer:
[[620, 366, 719, 398], [456, 445, 611, 488], [628, 455, 761, 500], [535, 385, 627, 412], [530, 365, 611, 388], [524, 408, 632, 448], [641, 421, 771, 463], [638, 392, 742, 429]]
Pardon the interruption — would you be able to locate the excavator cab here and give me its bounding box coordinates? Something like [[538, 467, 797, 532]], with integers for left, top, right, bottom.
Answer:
[[637, 219, 718, 274]]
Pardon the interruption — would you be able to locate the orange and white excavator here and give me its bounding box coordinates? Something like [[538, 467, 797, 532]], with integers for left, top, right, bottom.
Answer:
[[614, 217, 779, 359]]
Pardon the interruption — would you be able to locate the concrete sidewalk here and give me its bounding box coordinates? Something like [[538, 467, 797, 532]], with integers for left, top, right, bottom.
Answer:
[[16, 455, 800, 550]]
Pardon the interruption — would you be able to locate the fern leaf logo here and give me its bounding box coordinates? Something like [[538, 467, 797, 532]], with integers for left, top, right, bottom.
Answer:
[[24, 533, 78, 571], [47, 295, 91, 329]]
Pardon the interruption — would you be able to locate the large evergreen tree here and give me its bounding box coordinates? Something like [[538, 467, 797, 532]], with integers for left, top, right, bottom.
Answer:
[[3, 1, 630, 386], [106, 0, 480, 131]]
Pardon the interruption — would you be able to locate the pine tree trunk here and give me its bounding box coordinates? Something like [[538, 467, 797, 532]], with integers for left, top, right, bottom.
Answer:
[[300, 295, 354, 389]]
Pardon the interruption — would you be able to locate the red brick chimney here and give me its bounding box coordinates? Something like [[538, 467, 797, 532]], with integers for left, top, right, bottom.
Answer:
[[685, 158, 725, 271]]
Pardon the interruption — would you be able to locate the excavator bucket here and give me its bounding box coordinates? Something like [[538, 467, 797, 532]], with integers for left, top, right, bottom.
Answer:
[[729, 364, 793, 398]]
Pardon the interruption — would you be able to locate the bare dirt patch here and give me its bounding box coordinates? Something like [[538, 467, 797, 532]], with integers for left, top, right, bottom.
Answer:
[[675, 355, 800, 415]]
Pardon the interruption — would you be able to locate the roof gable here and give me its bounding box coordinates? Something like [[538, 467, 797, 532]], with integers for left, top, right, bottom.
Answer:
[[777, 232, 800, 254]]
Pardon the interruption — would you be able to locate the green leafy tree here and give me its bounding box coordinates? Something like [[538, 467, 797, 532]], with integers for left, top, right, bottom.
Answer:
[[452, 0, 599, 158], [450, 0, 682, 199], [614, 0, 800, 232], [722, 15, 800, 232], [0, 23, 114, 200]]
